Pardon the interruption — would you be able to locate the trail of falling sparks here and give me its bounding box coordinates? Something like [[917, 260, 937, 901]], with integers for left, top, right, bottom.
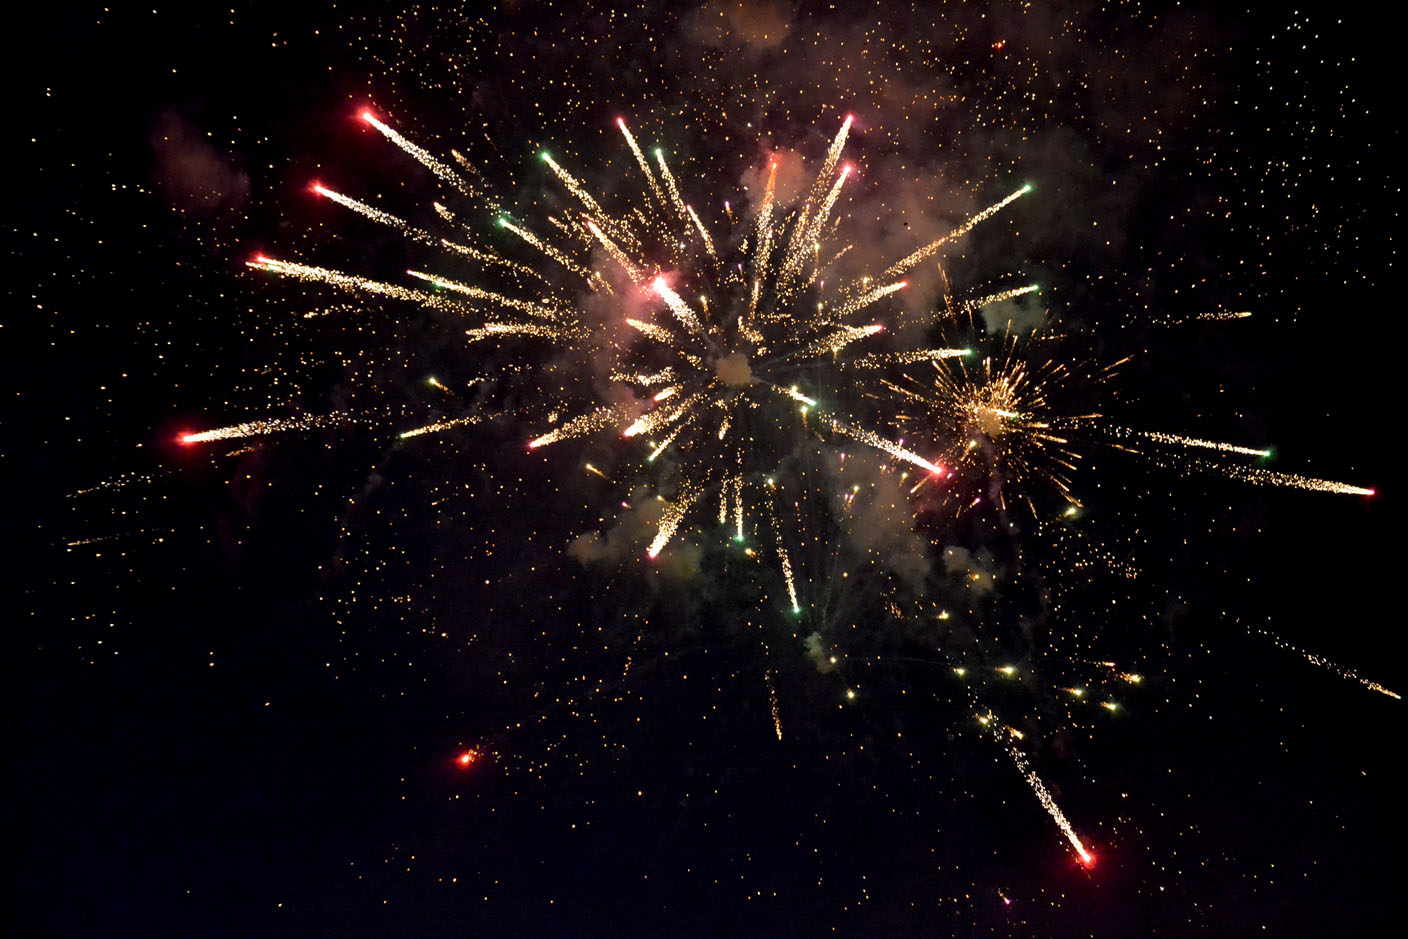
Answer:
[[647, 486, 702, 559], [399, 414, 486, 439], [1248, 625, 1400, 699], [181, 412, 355, 444], [361, 110, 474, 196], [881, 185, 1032, 281], [314, 184, 436, 245], [1137, 429, 1271, 458], [1007, 744, 1094, 866], [766, 669, 783, 740], [1189, 459, 1374, 496]]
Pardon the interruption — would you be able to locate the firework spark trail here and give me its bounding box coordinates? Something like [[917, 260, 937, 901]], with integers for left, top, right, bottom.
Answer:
[[1137, 430, 1271, 458], [881, 184, 1032, 281], [794, 323, 885, 358], [405, 270, 566, 321], [313, 184, 437, 245], [965, 283, 1041, 311], [1248, 625, 1400, 699], [528, 406, 623, 449], [180, 411, 356, 444], [586, 219, 644, 282], [1007, 745, 1094, 865], [653, 147, 691, 227], [766, 669, 783, 740], [772, 506, 800, 612], [1183, 458, 1374, 496], [398, 414, 487, 439], [830, 280, 907, 320], [851, 347, 970, 368], [541, 153, 617, 234], [784, 114, 852, 272], [248, 256, 455, 310], [651, 277, 709, 337], [779, 162, 853, 290], [439, 238, 543, 282], [685, 204, 718, 259], [464, 322, 567, 342], [497, 218, 592, 279], [625, 317, 676, 344], [825, 417, 946, 476], [646, 486, 702, 558], [361, 110, 474, 196], [616, 118, 666, 209]]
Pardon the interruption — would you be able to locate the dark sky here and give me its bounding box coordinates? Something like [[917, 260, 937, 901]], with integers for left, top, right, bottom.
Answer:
[[10, 2, 1402, 936]]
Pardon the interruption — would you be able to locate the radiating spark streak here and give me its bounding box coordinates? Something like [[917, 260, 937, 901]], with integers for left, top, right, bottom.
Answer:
[[248, 256, 451, 310], [625, 317, 675, 344], [832, 280, 906, 319], [406, 270, 562, 320], [775, 386, 816, 407], [439, 238, 542, 281], [464, 322, 565, 342], [795, 323, 884, 358], [781, 163, 853, 286], [732, 474, 745, 540], [584, 463, 611, 481], [624, 391, 704, 439], [653, 148, 691, 224], [1194, 460, 1374, 496], [313, 184, 436, 245], [827, 418, 945, 475], [497, 218, 590, 278], [787, 115, 853, 261], [752, 162, 779, 279], [361, 110, 474, 196], [586, 219, 643, 281], [616, 118, 665, 208], [966, 283, 1040, 310], [766, 670, 783, 740], [852, 348, 971, 368], [399, 414, 485, 438], [180, 412, 352, 444], [1139, 430, 1271, 458], [647, 422, 688, 461], [528, 406, 622, 449], [646, 486, 702, 558], [882, 185, 1032, 280], [652, 277, 708, 336], [541, 153, 615, 229], [1007, 745, 1093, 864], [1249, 625, 1401, 699], [775, 527, 800, 612], [685, 204, 717, 259]]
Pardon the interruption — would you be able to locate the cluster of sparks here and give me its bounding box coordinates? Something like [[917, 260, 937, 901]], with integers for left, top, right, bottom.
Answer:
[[170, 107, 1387, 864]]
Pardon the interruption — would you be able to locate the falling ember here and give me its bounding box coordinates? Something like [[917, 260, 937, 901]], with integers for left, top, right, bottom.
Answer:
[[1249, 625, 1401, 699], [1139, 430, 1271, 459], [180, 412, 355, 444], [646, 486, 701, 559], [1008, 746, 1093, 865], [455, 749, 480, 768]]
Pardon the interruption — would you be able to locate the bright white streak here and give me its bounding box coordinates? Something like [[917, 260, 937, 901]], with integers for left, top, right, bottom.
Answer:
[[528, 406, 622, 449], [616, 118, 665, 207], [1143, 430, 1271, 459], [881, 185, 1031, 280], [647, 486, 702, 558], [361, 111, 473, 196], [1008, 745, 1093, 865], [652, 277, 708, 336], [313, 185, 436, 245]]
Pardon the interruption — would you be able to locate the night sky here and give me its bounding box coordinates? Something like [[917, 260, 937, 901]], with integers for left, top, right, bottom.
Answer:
[[11, 2, 1403, 936]]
